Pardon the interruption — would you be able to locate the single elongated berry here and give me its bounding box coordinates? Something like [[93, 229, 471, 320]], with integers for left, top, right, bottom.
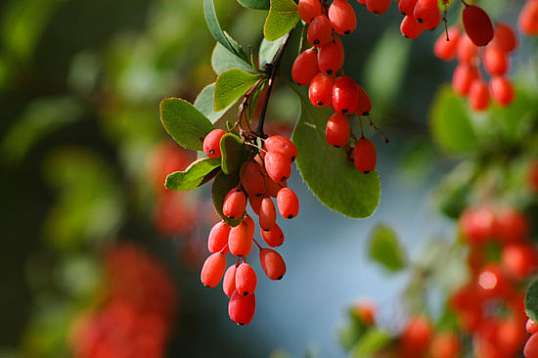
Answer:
[[357, 85, 372, 116], [483, 46, 509, 76], [265, 135, 297, 161], [244, 214, 255, 239], [496, 208, 529, 242], [228, 291, 256, 325], [277, 187, 300, 219], [240, 160, 265, 198], [519, 0, 538, 35], [235, 263, 257, 296], [463, 5, 494, 46], [223, 265, 237, 297], [228, 220, 253, 257], [292, 48, 319, 86], [490, 77, 514, 107], [318, 39, 345, 75], [249, 195, 262, 215], [298, 0, 322, 23], [309, 73, 335, 107], [326, 112, 351, 147], [459, 206, 496, 244], [332, 76, 359, 113], [401, 316, 432, 354], [200, 252, 226, 288], [452, 63, 479, 96], [259, 197, 277, 231], [413, 0, 440, 29], [328, 0, 357, 34], [457, 34, 478, 63], [261, 225, 285, 247], [223, 189, 247, 220], [399, 0, 417, 15], [264, 152, 291, 183], [208, 221, 231, 253], [260, 248, 287, 280], [203, 129, 226, 159], [367, 0, 392, 15], [434, 27, 460, 61], [501, 243, 536, 279], [400, 15, 425, 40], [307, 15, 333, 47], [491, 23, 518, 53], [469, 80, 490, 111], [353, 137, 376, 173]]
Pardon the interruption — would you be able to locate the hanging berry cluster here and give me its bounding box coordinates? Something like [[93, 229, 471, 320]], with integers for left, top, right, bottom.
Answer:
[[293, 0, 378, 174], [200, 129, 299, 325]]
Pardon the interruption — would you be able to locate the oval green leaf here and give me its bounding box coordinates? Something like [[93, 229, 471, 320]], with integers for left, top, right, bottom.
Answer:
[[165, 157, 221, 191], [220, 133, 248, 175], [211, 43, 253, 75], [368, 223, 407, 273], [212, 171, 242, 226], [258, 35, 288, 69], [263, 0, 300, 41], [214, 69, 261, 111], [194, 83, 235, 123]]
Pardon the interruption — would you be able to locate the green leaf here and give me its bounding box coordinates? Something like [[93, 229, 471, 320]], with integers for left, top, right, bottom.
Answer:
[[194, 83, 234, 123], [211, 43, 253, 75], [431, 86, 478, 155], [350, 329, 392, 358], [220, 133, 248, 175], [237, 0, 270, 9], [526, 279, 538, 323], [212, 172, 242, 226], [258, 34, 288, 69], [160, 98, 214, 151], [215, 69, 261, 111], [264, 0, 300, 41], [368, 224, 407, 273], [292, 91, 380, 218], [203, 0, 249, 62], [165, 158, 221, 191]]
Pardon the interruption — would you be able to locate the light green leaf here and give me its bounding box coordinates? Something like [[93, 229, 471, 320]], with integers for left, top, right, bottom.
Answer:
[[237, 0, 270, 9], [212, 172, 242, 226], [220, 133, 248, 175], [194, 83, 235, 123], [431, 86, 478, 155], [526, 279, 538, 324], [292, 91, 380, 218], [264, 0, 300, 41], [351, 329, 392, 358], [211, 43, 253, 75], [165, 158, 221, 191], [160, 98, 214, 151], [215, 69, 261, 111], [368, 223, 407, 273], [259, 34, 288, 69]]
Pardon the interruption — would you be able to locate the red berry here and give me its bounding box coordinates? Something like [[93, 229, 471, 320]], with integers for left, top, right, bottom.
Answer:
[[259, 197, 277, 231], [357, 85, 372, 116], [309, 73, 335, 107], [264, 151, 291, 183], [332, 76, 359, 114], [291, 48, 319, 86], [260, 248, 287, 280], [496, 208, 529, 243], [430, 333, 460, 358], [261, 224, 285, 247], [353, 137, 376, 173], [203, 129, 226, 159], [463, 5, 494, 46], [228, 220, 253, 257], [353, 300, 376, 326], [249, 195, 262, 215], [413, 0, 441, 29], [398, 0, 417, 15], [527, 319, 538, 334], [265, 135, 297, 161], [477, 264, 507, 298], [240, 160, 265, 198], [208, 221, 231, 253], [401, 316, 432, 354], [469, 80, 490, 111], [298, 0, 322, 23], [200, 252, 226, 288], [357, 0, 367, 5], [276, 187, 300, 219], [497, 319, 526, 356], [222, 189, 247, 220], [519, 0, 538, 36], [490, 76, 514, 107], [502, 243, 536, 279], [326, 112, 351, 147], [452, 63, 479, 96], [307, 15, 333, 47], [484, 46, 509, 76], [366, 0, 392, 15], [328, 0, 357, 35], [491, 23, 518, 53], [235, 263, 257, 296], [223, 264, 237, 297], [459, 206, 496, 244], [228, 291, 256, 325], [400, 15, 425, 40], [434, 26, 460, 61], [318, 38, 345, 75], [457, 34, 478, 63]]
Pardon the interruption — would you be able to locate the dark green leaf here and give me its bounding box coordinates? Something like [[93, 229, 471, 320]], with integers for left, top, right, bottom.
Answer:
[[350, 329, 392, 358], [215, 69, 261, 111], [263, 0, 300, 41], [292, 91, 380, 218], [160, 98, 214, 151], [211, 43, 253, 75], [220, 133, 248, 175], [526, 279, 538, 323], [237, 0, 270, 9], [368, 224, 407, 273], [194, 83, 234, 123], [258, 35, 288, 69], [212, 172, 242, 226], [165, 158, 221, 191]]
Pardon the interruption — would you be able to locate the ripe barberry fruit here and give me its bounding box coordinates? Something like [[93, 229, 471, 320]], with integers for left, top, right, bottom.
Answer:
[[502, 243, 537, 279], [463, 5, 494, 46], [208, 221, 231, 253], [434, 26, 460, 61], [496, 208, 529, 243], [459, 206, 496, 244], [201, 252, 226, 288], [527, 319, 538, 334], [260, 248, 287, 280], [264, 152, 291, 183], [353, 137, 377, 173], [223, 189, 247, 220], [490, 76, 514, 106], [235, 263, 257, 296], [430, 333, 460, 358], [401, 316, 432, 354], [519, 0, 538, 35], [491, 23, 518, 53], [276, 188, 300, 219], [259, 197, 277, 231], [223, 264, 237, 297], [203, 129, 226, 159], [398, 0, 417, 16], [328, 0, 357, 35], [477, 264, 507, 298], [400, 15, 425, 40], [332, 76, 359, 114], [228, 220, 253, 257], [265, 135, 297, 161], [356, 85, 372, 116], [240, 160, 265, 198], [366, 0, 392, 14], [413, 0, 440, 30], [228, 291, 256, 325], [318, 39, 345, 75], [307, 15, 333, 47], [452, 63, 479, 97], [484, 46, 509, 76], [292, 48, 319, 86], [309, 72, 335, 107], [261, 224, 285, 247], [526, 333, 538, 358], [298, 0, 322, 24], [326, 112, 351, 147], [469, 80, 490, 111], [457, 34, 478, 63]]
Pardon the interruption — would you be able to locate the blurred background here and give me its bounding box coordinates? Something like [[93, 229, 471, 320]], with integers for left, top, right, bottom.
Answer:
[[0, 0, 537, 357]]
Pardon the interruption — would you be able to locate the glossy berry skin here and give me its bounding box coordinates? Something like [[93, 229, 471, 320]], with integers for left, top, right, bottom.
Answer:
[[501, 243, 536, 279], [400, 15, 425, 40], [326, 112, 350, 147], [527, 319, 538, 334], [519, 0, 538, 36], [261, 224, 285, 247], [490, 77, 514, 106], [260, 248, 286, 280], [357, 85, 372, 116], [222, 265, 237, 297], [491, 23, 518, 53], [203, 129, 226, 159], [413, 0, 440, 29], [240, 160, 265, 198], [228, 220, 253, 257], [265, 135, 297, 161], [291, 48, 319, 86], [353, 137, 376, 173], [264, 152, 291, 183], [477, 264, 507, 298], [484, 46, 509, 76], [208, 221, 231, 253], [525, 332, 538, 358], [366, 0, 392, 15], [200, 252, 226, 288], [457, 34, 478, 63], [259, 197, 277, 231], [401, 316, 432, 354], [452, 63, 479, 96], [463, 5, 494, 46], [328, 0, 357, 35], [297, 0, 322, 24], [459, 207, 496, 244], [430, 333, 460, 358], [228, 291, 256, 325], [235, 263, 257, 296], [307, 15, 333, 47], [223, 189, 247, 220], [318, 39, 345, 75], [309, 73, 335, 107], [434, 27, 460, 61], [398, 0, 417, 15], [332, 76, 359, 114], [276, 188, 300, 219]]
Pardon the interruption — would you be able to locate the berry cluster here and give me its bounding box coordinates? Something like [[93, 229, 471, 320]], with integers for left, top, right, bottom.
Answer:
[[200, 129, 300, 325], [293, 0, 378, 174], [398, 0, 444, 39]]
